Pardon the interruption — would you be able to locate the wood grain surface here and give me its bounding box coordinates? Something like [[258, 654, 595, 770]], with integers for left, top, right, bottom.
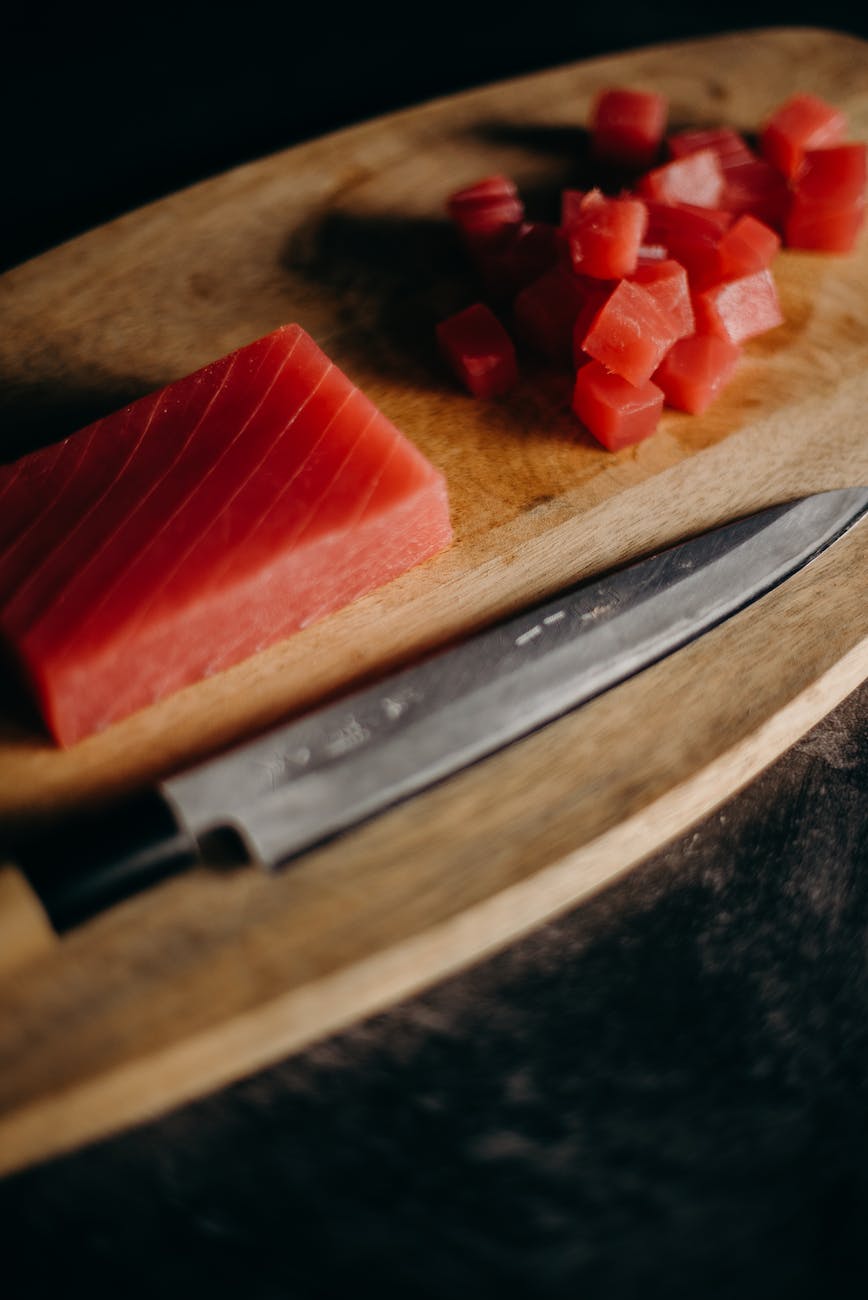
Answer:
[[1, 26, 867, 1178]]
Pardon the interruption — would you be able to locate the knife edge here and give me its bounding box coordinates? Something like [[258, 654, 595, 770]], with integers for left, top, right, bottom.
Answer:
[[166, 488, 868, 868]]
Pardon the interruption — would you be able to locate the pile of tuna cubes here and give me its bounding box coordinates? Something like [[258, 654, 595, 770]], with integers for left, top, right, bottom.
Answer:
[[436, 90, 866, 451]]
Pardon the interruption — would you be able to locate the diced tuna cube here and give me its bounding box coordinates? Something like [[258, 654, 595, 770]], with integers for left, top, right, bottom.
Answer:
[[474, 221, 561, 301], [571, 280, 618, 368], [582, 278, 681, 386], [719, 159, 791, 231], [692, 268, 783, 344], [513, 267, 589, 364], [638, 148, 725, 209], [630, 258, 695, 339], [591, 88, 668, 170], [667, 128, 755, 167], [760, 93, 847, 179], [783, 145, 867, 252], [561, 190, 586, 227], [653, 334, 742, 414], [688, 214, 781, 290], [665, 128, 789, 227], [448, 175, 525, 247], [794, 144, 867, 206], [564, 190, 648, 279], [643, 200, 733, 280], [785, 197, 866, 253], [437, 303, 518, 398], [713, 215, 780, 278], [572, 360, 664, 450]]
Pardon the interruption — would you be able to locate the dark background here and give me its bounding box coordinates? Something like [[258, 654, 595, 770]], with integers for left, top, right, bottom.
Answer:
[[3, 5, 868, 1298], [4, 2, 868, 272]]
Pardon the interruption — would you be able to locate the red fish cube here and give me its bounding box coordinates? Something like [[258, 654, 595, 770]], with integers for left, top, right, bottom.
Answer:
[[564, 191, 648, 279], [437, 303, 518, 398], [794, 144, 867, 206], [665, 128, 790, 227], [561, 189, 586, 227], [474, 221, 561, 300], [667, 128, 755, 167], [688, 214, 781, 290], [644, 200, 733, 243], [638, 148, 725, 209], [630, 258, 695, 339], [653, 334, 742, 414], [448, 175, 524, 247], [715, 215, 780, 275], [718, 159, 790, 231], [785, 198, 866, 253], [692, 269, 783, 344], [643, 201, 733, 280], [591, 88, 668, 170], [582, 279, 681, 386], [760, 93, 847, 179], [513, 267, 589, 364], [783, 144, 867, 252], [572, 360, 664, 450], [571, 281, 617, 368]]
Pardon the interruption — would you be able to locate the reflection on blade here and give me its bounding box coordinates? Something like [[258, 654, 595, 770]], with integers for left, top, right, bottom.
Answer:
[[163, 488, 868, 867]]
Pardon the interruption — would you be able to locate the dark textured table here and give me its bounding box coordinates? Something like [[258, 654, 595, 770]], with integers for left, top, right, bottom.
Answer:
[[3, 681, 867, 1298], [3, 6, 868, 1295]]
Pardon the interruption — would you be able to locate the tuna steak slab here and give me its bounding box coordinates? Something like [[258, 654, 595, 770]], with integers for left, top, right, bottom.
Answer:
[[0, 325, 452, 746]]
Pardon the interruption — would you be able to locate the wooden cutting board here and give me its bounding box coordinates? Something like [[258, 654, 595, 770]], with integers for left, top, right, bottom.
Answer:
[[1, 26, 867, 1179]]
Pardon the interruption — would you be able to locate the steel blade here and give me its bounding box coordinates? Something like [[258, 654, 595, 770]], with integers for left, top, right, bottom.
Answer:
[[163, 488, 868, 867]]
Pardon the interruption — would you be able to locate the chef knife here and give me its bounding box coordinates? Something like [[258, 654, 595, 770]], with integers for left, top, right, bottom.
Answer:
[[3, 486, 867, 968]]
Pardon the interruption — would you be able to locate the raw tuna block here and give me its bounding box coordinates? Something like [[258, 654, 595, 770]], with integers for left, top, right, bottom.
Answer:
[[0, 324, 453, 746]]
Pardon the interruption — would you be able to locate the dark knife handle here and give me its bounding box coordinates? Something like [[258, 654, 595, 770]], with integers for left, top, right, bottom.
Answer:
[[5, 791, 197, 947]]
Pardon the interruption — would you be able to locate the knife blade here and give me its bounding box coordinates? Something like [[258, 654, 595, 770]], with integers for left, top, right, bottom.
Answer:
[[8, 487, 868, 948]]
